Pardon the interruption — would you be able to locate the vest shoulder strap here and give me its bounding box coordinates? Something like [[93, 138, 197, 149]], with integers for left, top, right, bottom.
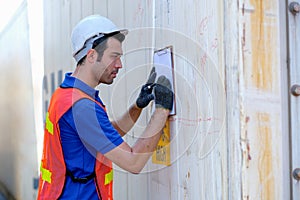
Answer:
[[49, 87, 106, 120]]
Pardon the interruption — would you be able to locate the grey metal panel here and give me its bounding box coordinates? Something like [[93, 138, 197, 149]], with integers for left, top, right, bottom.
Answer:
[[60, 0, 73, 70], [278, 1, 291, 199], [82, 0, 94, 17], [287, 0, 300, 199], [93, 0, 108, 15], [70, 0, 83, 31]]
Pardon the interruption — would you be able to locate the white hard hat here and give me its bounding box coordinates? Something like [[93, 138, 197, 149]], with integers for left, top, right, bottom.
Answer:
[[71, 15, 128, 62]]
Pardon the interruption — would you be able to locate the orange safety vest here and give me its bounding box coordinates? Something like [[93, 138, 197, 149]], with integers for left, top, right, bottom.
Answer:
[[37, 87, 114, 200]]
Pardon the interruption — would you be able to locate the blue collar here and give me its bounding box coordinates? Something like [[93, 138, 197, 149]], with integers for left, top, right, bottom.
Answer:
[[60, 72, 100, 99]]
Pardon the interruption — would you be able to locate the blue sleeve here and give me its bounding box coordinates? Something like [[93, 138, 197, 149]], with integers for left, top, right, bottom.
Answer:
[[72, 98, 124, 154]]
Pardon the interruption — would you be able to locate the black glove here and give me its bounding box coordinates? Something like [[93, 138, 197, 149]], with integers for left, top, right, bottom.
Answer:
[[154, 75, 174, 110], [136, 67, 157, 108]]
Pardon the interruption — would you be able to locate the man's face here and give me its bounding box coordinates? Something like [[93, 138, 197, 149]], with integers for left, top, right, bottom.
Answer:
[[94, 37, 123, 85]]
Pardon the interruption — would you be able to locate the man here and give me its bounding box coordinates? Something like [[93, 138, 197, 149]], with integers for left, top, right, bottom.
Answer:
[[37, 15, 173, 199]]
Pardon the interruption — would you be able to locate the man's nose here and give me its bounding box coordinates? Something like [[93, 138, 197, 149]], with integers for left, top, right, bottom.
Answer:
[[115, 58, 122, 68]]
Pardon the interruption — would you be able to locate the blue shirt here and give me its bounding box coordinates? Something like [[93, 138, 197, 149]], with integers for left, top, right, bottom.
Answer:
[[58, 72, 123, 199]]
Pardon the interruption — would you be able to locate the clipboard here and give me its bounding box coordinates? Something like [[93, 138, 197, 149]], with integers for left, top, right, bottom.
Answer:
[[153, 46, 176, 115]]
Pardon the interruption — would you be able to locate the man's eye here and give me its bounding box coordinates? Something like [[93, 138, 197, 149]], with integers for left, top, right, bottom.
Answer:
[[112, 55, 120, 59]]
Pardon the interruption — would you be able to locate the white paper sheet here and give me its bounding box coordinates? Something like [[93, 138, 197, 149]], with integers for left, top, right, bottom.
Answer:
[[153, 46, 176, 115]]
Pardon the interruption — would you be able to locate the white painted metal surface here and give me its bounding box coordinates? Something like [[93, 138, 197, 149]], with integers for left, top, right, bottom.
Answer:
[[224, 0, 243, 199], [237, 1, 289, 199], [0, 0, 296, 199]]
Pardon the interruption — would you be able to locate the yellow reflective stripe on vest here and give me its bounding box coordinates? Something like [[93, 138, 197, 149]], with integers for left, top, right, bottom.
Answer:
[[104, 170, 113, 185], [40, 165, 52, 184], [45, 112, 53, 135]]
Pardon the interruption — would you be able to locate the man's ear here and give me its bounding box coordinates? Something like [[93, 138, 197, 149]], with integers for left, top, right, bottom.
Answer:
[[86, 49, 97, 63]]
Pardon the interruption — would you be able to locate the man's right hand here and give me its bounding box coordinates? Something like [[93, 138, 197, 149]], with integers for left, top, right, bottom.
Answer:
[[136, 67, 156, 109], [154, 75, 174, 111]]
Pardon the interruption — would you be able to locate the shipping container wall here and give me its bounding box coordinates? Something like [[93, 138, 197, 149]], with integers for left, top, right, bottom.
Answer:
[[42, 0, 289, 199], [0, 1, 39, 199]]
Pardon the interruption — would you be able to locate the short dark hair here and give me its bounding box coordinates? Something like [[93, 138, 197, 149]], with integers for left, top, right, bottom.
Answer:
[[77, 32, 125, 65]]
